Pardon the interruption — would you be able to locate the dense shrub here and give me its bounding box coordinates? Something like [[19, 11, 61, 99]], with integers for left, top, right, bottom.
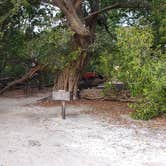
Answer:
[[91, 27, 166, 120], [131, 61, 166, 120], [114, 27, 166, 120]]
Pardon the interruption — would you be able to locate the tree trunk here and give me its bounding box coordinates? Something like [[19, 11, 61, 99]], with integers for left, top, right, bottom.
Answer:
[[54, 36, 90, 99], [52, 0, 99, 99], [54, 68, 80, 100]]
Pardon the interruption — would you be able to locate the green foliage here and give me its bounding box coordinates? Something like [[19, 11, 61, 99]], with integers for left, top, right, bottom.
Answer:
[[88, 50, 113, 77], [87, 29, 117, 74], [23, 28, 77, 70], [151, 0, 166, 46], [131, 59, 166, 120], [0, 0, 59, 78], [113, 26, 166, 120], [79, 0, 165, 120]]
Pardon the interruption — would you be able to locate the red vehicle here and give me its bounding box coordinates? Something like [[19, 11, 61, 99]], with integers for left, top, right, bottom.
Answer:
[[79, 72, 105, 89], [82, 72, 97, 80]]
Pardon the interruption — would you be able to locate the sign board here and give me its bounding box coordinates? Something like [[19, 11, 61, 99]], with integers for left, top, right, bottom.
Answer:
[[52, 90, 71, 101]]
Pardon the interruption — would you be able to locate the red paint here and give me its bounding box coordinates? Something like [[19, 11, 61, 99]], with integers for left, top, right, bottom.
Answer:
[[83, 72, 96, 79]]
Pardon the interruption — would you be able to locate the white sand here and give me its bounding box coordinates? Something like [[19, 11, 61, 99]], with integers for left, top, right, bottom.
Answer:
[[0, 95, 166, 166]]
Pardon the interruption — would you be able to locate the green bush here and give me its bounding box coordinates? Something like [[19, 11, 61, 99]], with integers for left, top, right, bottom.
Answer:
[[131, 61, 166, 120], [112, 27, 166, 120]]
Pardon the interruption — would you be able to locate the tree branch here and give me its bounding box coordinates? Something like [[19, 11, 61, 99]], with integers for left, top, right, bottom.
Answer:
[[85, 0, 151, 21], [85, 3, 119, 20], [0, 65, 47, 94], [72, 0, 82, 9], [52, 0, 90, 36]]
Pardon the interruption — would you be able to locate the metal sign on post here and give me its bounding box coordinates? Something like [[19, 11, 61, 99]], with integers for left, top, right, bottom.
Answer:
[[52, 90, 71, 119]]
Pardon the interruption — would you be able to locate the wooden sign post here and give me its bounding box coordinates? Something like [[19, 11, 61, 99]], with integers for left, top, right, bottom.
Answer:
[[61, 101, 66, 119], [52, 90, 71, 119]]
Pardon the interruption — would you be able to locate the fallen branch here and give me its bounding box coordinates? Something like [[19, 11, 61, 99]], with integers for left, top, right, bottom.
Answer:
[[0, 65, 46, 94]]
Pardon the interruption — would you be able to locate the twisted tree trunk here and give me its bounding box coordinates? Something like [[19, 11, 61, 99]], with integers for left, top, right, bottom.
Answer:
[[54, 35, 92, 99], [53, 0, 99, 99], [52, 0, 151, 99]]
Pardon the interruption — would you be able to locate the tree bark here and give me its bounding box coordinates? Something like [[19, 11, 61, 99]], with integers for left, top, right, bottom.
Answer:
[[54, 37, 91, 99]]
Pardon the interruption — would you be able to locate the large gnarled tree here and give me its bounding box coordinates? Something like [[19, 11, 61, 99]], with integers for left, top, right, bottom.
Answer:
[[51, 0, 151, 99]]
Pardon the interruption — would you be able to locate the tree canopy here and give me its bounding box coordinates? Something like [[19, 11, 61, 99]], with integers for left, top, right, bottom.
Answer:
[[0, 0, 165, 119]]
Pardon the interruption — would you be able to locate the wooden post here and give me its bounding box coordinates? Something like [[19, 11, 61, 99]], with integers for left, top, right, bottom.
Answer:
[[61, 101, 66, 119]]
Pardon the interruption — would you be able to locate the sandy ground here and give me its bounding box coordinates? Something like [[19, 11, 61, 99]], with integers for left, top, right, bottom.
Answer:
[[0, 93, 166, 166]]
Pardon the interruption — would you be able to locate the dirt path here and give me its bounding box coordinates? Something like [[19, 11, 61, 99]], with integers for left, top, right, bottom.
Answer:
[[0, 94, 166, 166]]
